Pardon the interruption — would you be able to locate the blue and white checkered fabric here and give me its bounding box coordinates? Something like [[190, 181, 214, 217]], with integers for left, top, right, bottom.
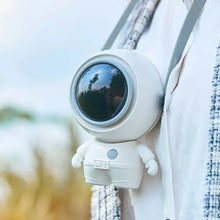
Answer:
[[204, 41, 220, 219], [91, 185, 120, 220]]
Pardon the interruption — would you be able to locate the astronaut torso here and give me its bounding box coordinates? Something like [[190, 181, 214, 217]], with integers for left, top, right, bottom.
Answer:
[[83, 139, 144, 189]]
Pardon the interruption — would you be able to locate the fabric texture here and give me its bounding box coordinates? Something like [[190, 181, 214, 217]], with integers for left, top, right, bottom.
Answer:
[[204, 41, 220, 219], [91, 185, 120, 220], [123, 0, 159, 49]]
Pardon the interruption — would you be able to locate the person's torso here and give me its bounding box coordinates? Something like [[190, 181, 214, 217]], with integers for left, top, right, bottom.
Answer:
[[130, 0, 220, 219]]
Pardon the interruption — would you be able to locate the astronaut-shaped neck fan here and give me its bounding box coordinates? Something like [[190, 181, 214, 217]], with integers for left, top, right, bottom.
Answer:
[[70, 0, 163, 189]]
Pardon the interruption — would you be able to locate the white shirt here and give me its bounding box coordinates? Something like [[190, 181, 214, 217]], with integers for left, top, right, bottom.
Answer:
[[123, 0, 220, 219]]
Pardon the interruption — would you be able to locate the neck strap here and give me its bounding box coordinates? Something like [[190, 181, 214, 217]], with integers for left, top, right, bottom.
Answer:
[[102, 0, 206, 92], [102, 0, 139, 51], [164, 0, 206, 92]]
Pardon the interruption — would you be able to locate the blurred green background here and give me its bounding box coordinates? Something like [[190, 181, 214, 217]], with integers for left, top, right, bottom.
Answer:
[[0, 107, 91, 220]]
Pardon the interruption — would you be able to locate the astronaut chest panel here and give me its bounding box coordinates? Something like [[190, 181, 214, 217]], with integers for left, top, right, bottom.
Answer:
[[83, 140, 144, 188], [84, 140, 142, 169]]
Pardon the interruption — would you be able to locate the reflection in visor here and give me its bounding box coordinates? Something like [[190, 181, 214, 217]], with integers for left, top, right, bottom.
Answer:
[[75, 63, 128, 122]]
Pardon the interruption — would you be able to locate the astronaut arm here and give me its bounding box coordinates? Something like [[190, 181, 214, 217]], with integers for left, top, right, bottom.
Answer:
[[137, 144, 158, 176], [72, 141, 90, 168]]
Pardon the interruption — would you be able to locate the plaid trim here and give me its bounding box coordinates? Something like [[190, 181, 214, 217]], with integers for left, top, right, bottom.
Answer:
[[124, 0, 159, 50], [204, 41, 220, 219], [91, 185, 120, 220]]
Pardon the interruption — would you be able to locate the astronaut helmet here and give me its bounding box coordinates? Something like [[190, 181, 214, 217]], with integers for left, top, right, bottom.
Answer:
[[70, 49, 163, 142]]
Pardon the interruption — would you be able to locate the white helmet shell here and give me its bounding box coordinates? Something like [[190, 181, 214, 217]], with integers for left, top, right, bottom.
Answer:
[[70, 49, 163, 142]]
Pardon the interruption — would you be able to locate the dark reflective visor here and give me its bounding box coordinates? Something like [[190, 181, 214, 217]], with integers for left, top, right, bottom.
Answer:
[[75, 63, 128, 122]]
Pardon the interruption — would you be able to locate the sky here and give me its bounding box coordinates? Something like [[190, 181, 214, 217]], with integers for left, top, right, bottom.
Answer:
[[0, 0, 128, 180], [0, 0, 127, 115], [77, 64, 120, 93]]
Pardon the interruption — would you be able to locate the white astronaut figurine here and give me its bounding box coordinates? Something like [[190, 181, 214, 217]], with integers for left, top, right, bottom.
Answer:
[[72, 139, 158, 189], [70, 49, 163, 189]]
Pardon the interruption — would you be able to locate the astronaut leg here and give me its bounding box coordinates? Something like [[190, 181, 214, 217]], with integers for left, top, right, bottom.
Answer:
[[111, 167, 143, 189], [84, 165, 111, 186]]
